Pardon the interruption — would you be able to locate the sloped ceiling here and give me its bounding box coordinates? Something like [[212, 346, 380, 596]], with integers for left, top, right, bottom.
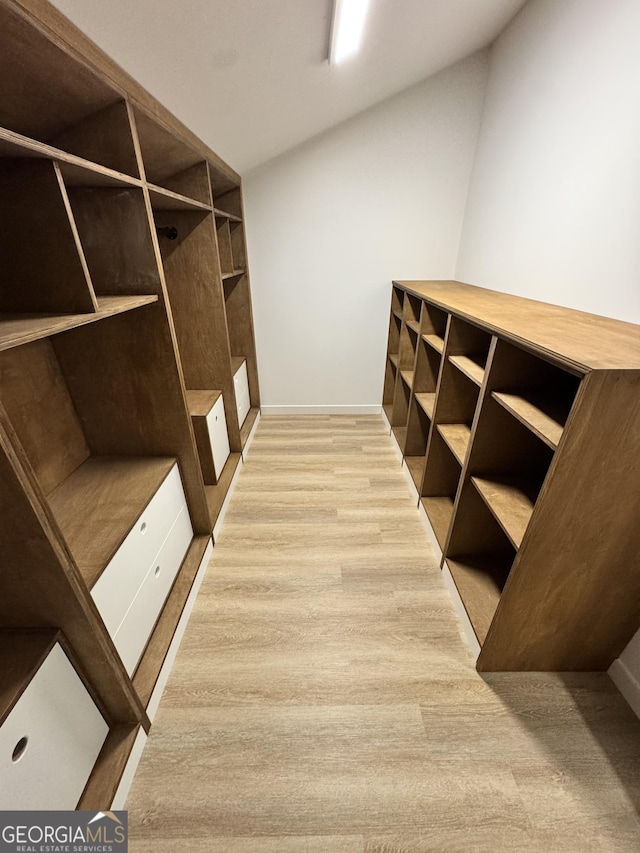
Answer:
[[49, 0, 527, 173]]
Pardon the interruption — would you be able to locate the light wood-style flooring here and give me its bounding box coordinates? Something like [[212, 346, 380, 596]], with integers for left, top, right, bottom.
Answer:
[[127, 415, 640, 852]]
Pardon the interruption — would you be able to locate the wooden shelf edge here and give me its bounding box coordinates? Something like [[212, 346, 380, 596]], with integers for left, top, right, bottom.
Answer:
[[205, 453, 242, 525], [445, 555, 511, 646], [185, 389, 222, 417], [222, 269, 246, 281], [404, 455, 424, 489], [77, 723, 140, 810], [0, 295, 158, 352], [471, 475, 536, 550], [241, 407, 260, 447], [491, 391, 564, 449], [421, 496, 454, 549], [132, 535, 211, 708], [406, 319, 421, 334], [449, 354, 485, 386], [400, 369, 414, 388], [214, 207, 242, 222], [436, 423, 471, 466], [414, 392, 435, 418], [422, 333, 445, 354], [148, 183, 212, 212]]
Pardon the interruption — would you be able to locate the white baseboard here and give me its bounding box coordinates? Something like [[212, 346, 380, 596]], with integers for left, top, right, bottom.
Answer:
[[401, 460, 419, 503], [145, 538, 214, 722], [380, 408, 391, 433], [609, 658, 640, 720], [113, 727, 147, 810], [213, 457, 244, 540], [389, 429, 404, 462], [260, 405, 382, 415], [442, 560, 481, 661], [242, 409, 261, 457], [418, 501, 442, 560]]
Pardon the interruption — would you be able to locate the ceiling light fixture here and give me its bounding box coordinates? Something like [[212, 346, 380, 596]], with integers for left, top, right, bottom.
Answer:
[[328, 0, 371, 65]]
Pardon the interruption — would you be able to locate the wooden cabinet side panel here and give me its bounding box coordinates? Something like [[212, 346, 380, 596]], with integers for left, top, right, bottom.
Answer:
[[479, 370, 640, 671]]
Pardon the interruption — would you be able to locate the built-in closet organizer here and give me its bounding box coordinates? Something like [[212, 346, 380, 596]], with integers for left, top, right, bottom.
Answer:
[[384, 279, 640, 672], [0, 0, 260, 808]]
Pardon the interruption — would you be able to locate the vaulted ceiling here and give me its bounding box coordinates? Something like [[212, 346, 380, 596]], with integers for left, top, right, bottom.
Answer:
[[50, 0, 528, 173]]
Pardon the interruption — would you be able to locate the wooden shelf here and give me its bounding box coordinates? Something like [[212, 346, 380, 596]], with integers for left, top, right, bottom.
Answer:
[[185, 389, 222, 417], [213, 207, 242, 222], [492, 391, 566, 449], [449, 355, 485, 386], [446, 555, 512, 645], [437, 423, 471, 466], [148, 184, 212, 212], [405, 455, 424, 489], [422, 496, 454, 548], [47, 456, 177, 589], [400, 369, 414, 388], [414, 392, 436, 418], [471, 476, 538, 549], [222, 269, 246, 281], [230, 355, 246, 374], [0, 295, 158, 351], [392, 425, 407, 449], [205, 453, 242, 525], [389, 353, 399, 368], [422, 333, 445, 354], [392, 308, 403, 320], [406, 319, 421, 334]]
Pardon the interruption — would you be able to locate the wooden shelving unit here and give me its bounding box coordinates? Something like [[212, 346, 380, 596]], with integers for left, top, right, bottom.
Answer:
[[385, 279, 640, 672], [0, 0, 260, 810]]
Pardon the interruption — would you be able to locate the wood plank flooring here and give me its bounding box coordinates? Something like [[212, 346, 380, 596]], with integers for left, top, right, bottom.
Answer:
[[126, 415, 640, 852]]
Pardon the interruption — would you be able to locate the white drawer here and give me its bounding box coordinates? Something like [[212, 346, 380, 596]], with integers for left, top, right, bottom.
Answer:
[[92, 464, 187, 636], [0, 643, 108, 809], [207, 394, 230, 480], [234, 360, 250, 427], [114, 506, 193, 675]]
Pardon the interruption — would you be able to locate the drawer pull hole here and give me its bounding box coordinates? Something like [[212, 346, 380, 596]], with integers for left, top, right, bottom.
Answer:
[[12, 737, 28, 763], [154, 565, 161, 577], [140, 522, 147, 534]]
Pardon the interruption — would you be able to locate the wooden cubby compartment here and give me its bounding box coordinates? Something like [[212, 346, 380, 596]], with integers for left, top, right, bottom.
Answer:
[[421, 302, 448, 354], [403, 293, 422, 334], [489, 339, 581, 449], [133, 107, 211, 207], [391, 285, 403, 320], [413, 330, 441, 420], [216, 215, 234, 277], [0, 4, 139, 178], [465, 393, 554, 549], [432, 361, 480, 467], [404, 396, 431, 489], [224, 274, 260, 449], [446, 316, 492, 387], [421, 427, 462, 549], [445, 481, 516, 645], [383, 358, 397, 423], [391, 365, 411, 452]]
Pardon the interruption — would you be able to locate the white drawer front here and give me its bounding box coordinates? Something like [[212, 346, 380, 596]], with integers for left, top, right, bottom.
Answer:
[[114, 506, 193, 675], [206, 395, 230, 480], [0, 644, 108, 810], [92, 464, 187, 636], [234, 361, 250, 427]]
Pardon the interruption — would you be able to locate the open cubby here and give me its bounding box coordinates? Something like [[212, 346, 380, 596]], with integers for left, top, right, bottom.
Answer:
[[445, 482, 516, 645], [216, 215, 234, 276], [66, 185, 161, 297], [387, 313, 401, 358], [212, 185, 243, 218], [421, 427, 462, 548], [229, 220, 247, 271], [0, 3, 139, 178], [391, 363, 411, 434], [405, 397, 431, 489], [398, 322, 417, 370], [446, 316, 492, 386], [465, 393, 554, 548], [403, 293, 422, 330], [420, 302, 448, 353], [132, 108, 210, 206], [489, 339, 581, 449], [383, 359, 397, 423], [391, 286, 403, 319], [0, 158, 96, 314]]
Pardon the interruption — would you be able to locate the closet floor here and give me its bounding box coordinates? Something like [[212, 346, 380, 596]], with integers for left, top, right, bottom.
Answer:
[[127, 415, 640, 852]]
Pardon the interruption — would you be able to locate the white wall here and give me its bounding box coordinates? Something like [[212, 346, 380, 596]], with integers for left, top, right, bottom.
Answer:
[[243, 53, 489, 412], [456, 0, 640, 323]]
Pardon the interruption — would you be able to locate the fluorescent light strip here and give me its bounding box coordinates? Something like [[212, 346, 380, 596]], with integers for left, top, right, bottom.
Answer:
[[329, 0, 371, 65]]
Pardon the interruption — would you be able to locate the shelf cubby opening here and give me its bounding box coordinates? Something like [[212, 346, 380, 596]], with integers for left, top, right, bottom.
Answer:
[[488, 339, 581, 449], [224, 278, 260, 417], [405, 398, 431, 489], [420, 301, 448, 350], [391, 366, 411, 433], [211, 184, 243, 218], [383, 360, 397, 422], [398, 323, 417, 370], [421, 428, 461, 548], [0, 158, 97, 315], [391, 286, 403, 319], [387, 313, 401, 358], [229, 220, 247, 272], [446, 316, 493, 387], [403, 293, 422, 327], [400, 369, 414, 389], [132, 107, 210, 205], [0, 3, 134, 176], [216, 215, 234, 277], [67, 184, 162, 298], [464, 393, 554, 548], [432, 359, 481, 455], [445, 481, 517, 645], [414, 334, 441, 394], [437, 423, 471, 466]]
